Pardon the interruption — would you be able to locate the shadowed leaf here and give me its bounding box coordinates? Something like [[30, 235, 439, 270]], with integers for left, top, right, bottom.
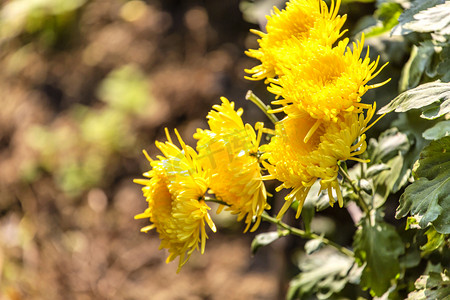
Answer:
[[353, 213, 405, 296], [396, 137, 450, 234], [287, 249, 354, 300], [251, 231, 283, 255], [423, 120, 450, 140], [407, 272, 450, 299]]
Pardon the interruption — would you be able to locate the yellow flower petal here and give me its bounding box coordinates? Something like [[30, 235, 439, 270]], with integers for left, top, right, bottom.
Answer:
[[194, 97, 269, 232], [134, 130, 215, 272], [268, 36, 389, 122], [245, 0, 347, 81], [261, 105, 376, 219]]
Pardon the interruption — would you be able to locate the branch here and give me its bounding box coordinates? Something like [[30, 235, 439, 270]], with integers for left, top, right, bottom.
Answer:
[[261, 212, 354, 258]]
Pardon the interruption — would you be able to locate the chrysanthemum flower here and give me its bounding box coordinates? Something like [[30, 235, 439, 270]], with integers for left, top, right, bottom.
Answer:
[[245, 0, 347, 81], [261, 105, 378, 220], [134, 129, 216, 272], [268, 36, 389, 125], [194, 97, 269, 232]]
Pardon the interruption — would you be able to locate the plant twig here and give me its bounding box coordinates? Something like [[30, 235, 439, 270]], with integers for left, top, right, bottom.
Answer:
[[246, 90, 279, 124], [261, 212, 354, 258], [338, 164, 370, 215], [204, 196, 353, 257]]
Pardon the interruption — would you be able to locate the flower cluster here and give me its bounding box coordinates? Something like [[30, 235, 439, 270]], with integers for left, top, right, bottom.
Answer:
[[134, 129, 216, 272], [135, 0, 389, 271], [135, 99, 269, 271], [246, 0, 389, 218]]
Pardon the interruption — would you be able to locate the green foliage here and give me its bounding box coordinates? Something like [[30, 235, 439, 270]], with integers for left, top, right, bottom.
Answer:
[[367, 127, 411, 206], [287, 249, 357, 300], [252, 1, 450, 298], [364, 1, 403, 38], [397, 1, 450, 35], [378, 81, 450, 116], [368, 127, 409, 163], [304, 237, 324, 255], [407, 271, 450, 299], [353, 212, 405, 296], [251, 231, 285, 254], [423, 120, 450, 140], [300, 199, 315, 233], [399, 41, 437, 91], [392, 111, 434, 177], [394, 0, 446, 35], [422, 99, 450, 121], [420, 227, 446, 256], [396, 137, 450, 234], [303, 181, 331, 212], [391, 0, 449, 96], [437, 46, 450, 82]]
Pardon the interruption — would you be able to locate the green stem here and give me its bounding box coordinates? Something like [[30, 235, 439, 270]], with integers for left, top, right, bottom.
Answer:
[[245, 90, 279, 124], [338, 164, 370, 215], [204, 196, 353, 257], [261, 212, 354, 258]]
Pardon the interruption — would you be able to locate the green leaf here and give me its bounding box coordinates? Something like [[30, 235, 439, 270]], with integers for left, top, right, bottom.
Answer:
[[353, 213, 405, 297], [393, 0, 445, 35], [423, 120, 450, 140], [304, 238, 324, 255], [372, 154, 405, 207], [366, 163, 391, 178], [303, 180, 331, 212], [406, 215, 422, 230], [251, 231, 283, 255], [398, 0, 444, 24], [399, 41, 436, 92], [437, 46, 450, 82], [421, 99, 450, 120], [364, 2, 402, 38], [401, 245, 422, 269], [367, 128, 411, 205], [287, 249, 354, 300], [390, 112, 434, 191], [301, 198, 315, 233], [359, 179, 373, 196], [396, 136, 450, 234], [407, 272, 450, 299], [420, 226, 446, 256], [402, 2, 450, 35], [378, 81, 450, 115], [369, 128, 410, 164]]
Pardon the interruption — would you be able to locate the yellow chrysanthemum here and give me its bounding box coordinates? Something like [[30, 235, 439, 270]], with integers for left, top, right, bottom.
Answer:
[[268, 36, 389, 123], [261, 105, 378, 220], [194, 97, 269, 232], [134, 129, 216, 272], [245, 0, 347, 81]]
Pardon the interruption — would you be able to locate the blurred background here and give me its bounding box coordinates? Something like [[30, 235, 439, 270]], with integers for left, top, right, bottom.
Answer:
[[0, 0, 396, 299]]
